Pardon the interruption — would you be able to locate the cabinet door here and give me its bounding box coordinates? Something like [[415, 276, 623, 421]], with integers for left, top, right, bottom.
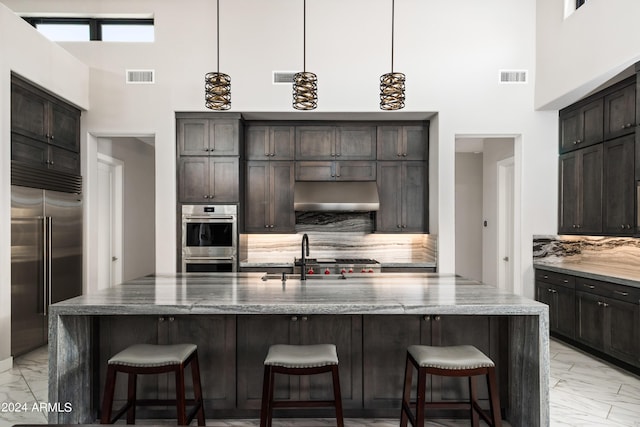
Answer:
[[300, 315, 363, 409], [236, 315, 299, 409], [245, 161, 270, 232], [377, 126, 403, 160], [11, 133, 48, 169], [49, 146, 80, 175], [295, 127, 336, 160], [11, 84, 48, 143], [558, 152, 579, 233], [209, 157, 239, 202], [335, 161, 376, 181], [376, 162, 402, 231], [49, 102, 80, 152], [581, 100, 604, 148], [166, 316, 236, 410], [554, 284, 576, 339], [603, 135, 635, 234], [335, 126, 376, 160], [578, 144, 603, 234], [177, 119, 210, 156], [245, 126, 271, 160], [404, 126, 427, 160], [295, 161, 334, 181], [535, 282, 555, 328], [362, 315, 423, 410], [178, 157, 209, 202], [402, 162, 427, 232], [576, 291, 605, 350], [270, 161, 295, 232], [210, 120, 239, 155], [604, 83, 636, 140], [559, 108, 582, 153], [604, 297, 640, 366], [248, 126, 295, 160]]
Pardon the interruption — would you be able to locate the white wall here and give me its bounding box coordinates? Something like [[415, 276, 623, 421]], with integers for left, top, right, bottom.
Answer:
[[97, 137, 155, 282], [482, 139, 514, 287], [536, 0, 640, 109], [455, 152, 483, 282], [0, 2, 89, 368], [1, 0, 558, 300]]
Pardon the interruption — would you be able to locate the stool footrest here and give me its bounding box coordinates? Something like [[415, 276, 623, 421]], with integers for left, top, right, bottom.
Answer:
[[271, 400, 338, 408]]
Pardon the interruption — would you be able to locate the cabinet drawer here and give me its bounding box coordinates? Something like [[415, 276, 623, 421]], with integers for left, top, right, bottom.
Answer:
[[575, 277, 640, 304], [535, 270, 575, 289]]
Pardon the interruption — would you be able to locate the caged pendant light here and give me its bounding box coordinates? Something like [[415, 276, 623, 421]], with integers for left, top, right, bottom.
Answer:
[[205, 0, 231, 110], [293, 0, 317, 110], [380, 0, 405, 110]]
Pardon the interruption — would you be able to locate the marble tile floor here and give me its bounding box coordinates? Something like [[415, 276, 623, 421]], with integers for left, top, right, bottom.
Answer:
[[1, 339, 639, 426]]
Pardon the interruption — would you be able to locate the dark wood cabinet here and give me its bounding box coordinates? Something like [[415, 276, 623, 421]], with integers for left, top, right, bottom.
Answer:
[[534, 270, 575, 339], [559, 98, 604, 153], [296, 126, 375, 160], [236, 315, 362, 410], [295, 161, 376, 181], [558, 145, 603, 234], [377, 161, 427, 232], [377, 125, 427, 160], [245, 126, 294, 160], [11, 75, 81, 175], [604, 81, 636, 140], [177, 117, 239, 156], [603, 134, 635, 234], [245, 161, 294, 232], [178, 157, 239, 203]]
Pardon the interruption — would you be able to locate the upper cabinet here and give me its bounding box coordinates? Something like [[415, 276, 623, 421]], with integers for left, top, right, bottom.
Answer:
[[177, 117, 240, 156], [245, 126, 294, 160], [604, 81, 636, 141], [559, 99, 604, 153], [377, 161, 427, 232], [377, 125, 427, 160], [295, 125, 376, 160], [11, 75, 81, 175]]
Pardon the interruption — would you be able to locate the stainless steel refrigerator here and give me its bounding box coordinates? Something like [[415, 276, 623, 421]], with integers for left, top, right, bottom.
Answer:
[[11, 185, 82, 356]]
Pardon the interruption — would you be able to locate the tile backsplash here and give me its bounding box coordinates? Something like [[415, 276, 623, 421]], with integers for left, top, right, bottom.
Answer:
[[534, 235, 640, 268]]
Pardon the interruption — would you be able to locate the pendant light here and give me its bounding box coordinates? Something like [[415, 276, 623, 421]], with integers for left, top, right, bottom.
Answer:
[[380, 0, 405, 110], [293, 0, 317, 110], [205, 0, 231, 110]]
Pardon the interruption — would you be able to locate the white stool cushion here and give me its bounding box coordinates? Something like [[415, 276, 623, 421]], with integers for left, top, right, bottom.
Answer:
[[408, 345, 495, 370], [264, 344, 338, 368], [108, 343, 197, 368]]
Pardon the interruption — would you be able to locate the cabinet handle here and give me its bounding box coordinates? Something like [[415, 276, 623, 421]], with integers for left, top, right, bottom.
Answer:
[[603, 302, 609, 307], [423, 315, 430, 321], [168, 316, 175, 322], [583, 284, 595, 289], [159, 317, 165, 322], [265, 225, 269, 228], [576, 139, 581, 143], [301, 316, 308, 321], [336, 174, 341, 177], [397, 153, 402, 157], [50, 134, 55, 140], [433, 315, 441, 321], [614, 290, 629, 296], [626, 224, 631, 229], [563, 279, 569, 283], [291, 316, 298, 322], [402, 153, 407, 157], [402, 225, 407, 228], [270, 225, 275, 228], [204, 148, 209, 152], [397, 224, 402, 228], [336, 153, 341, 157], [543, 275, 549, 279], [209, 195, 215, 199], [597, 301, 603, 306], [203, 195, 209, 199]]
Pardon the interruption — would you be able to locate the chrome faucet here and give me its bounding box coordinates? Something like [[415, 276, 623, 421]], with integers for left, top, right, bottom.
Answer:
[[300, 233, 310, 280]]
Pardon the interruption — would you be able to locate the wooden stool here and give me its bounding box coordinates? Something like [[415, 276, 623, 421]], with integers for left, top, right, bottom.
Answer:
[[100, 343, 205, 426], [400, 345, 502, 427], [259, 344, 344, 427]]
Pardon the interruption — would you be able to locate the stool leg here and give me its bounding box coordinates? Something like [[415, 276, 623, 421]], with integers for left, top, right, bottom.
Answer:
[[487, 367, 502, 427], [469, 376, 479, 427], [400, 353, 413, 427], [190, 352, 206, 426], [126, 373, 137, 424], [100, 365, 117, 424], [175, 365, 187, 425], [331, 365, 344, 427], [415, 367, 427, 427], [259, 365, 273, 427]]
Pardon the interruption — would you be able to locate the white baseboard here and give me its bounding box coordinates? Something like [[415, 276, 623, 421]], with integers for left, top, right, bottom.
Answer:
[[0, 356, 13, 373]]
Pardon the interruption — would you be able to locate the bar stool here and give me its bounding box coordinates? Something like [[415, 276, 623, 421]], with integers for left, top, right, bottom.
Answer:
[[259, 344, 344, 427], [100, 343, 205, 426], [400, 344, 502, 427]]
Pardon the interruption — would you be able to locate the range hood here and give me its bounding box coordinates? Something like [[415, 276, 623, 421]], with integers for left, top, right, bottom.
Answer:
[[294, 181, 380, 212]]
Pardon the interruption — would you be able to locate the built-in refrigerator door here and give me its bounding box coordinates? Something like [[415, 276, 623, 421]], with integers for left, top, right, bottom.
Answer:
[[11, 186, 46, 356], [45, 190, 83, 304]]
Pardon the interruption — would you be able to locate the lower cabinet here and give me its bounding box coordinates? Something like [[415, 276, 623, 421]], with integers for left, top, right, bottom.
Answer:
[[534, 270, 575, 339], [236, 314, 363, 410]]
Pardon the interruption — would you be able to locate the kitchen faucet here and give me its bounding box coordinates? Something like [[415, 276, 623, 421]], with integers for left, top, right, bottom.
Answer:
[[300, 233, 310, 280]]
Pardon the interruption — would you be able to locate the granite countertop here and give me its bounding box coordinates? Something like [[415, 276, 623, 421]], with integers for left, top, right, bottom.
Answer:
[[534, 260, 640, 288], [50, 272, 544, 316]]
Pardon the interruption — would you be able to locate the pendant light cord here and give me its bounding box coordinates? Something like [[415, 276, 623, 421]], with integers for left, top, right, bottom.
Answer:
[[303, 0, 307, 72], [391, 0, 395, 73], [217, 0, 220, 74]]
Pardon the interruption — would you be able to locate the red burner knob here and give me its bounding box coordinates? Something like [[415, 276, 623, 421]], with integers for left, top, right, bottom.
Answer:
[[348, 269, 353, 273], [340, 269, 347, 274], [368, 269, 374, 273], [361, 268, 367, 273], [324, 269, 331, 275], [307, 268, 314, 275]]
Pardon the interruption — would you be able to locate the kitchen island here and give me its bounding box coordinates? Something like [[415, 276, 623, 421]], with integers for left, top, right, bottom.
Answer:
[[48, 272, 548, 426]]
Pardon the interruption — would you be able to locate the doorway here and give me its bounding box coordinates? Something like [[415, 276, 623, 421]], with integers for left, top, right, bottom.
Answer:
[[455, 137, 516, 290], [97, 153, 123, 290]]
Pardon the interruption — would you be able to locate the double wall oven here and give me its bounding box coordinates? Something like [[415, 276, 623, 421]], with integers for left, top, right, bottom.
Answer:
[[181, 205, 237, 272]]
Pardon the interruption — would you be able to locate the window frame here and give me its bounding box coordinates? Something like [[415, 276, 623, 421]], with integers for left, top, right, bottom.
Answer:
[[23, 17, 154, 41]]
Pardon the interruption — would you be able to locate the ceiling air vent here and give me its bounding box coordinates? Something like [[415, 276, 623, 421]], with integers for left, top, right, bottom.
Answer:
[[499, 70, 528, 84], [126, 69, 155, 84], [273, 71, 296, 84]]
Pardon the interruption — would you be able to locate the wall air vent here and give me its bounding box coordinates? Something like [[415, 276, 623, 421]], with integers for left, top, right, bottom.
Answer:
[[499, 70, 528, 84], [126, 69, 155, 84], [273, 71, 296, 84]]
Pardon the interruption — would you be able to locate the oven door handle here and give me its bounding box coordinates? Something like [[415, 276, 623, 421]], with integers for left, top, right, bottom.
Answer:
[[184, 216, 236, 221], [185, 257, 235, 261]]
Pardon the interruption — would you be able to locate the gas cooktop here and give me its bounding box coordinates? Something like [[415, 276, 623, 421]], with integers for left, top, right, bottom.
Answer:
[[294, 257, 381, 274]]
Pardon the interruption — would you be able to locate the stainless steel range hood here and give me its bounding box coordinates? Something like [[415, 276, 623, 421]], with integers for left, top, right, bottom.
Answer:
[[294, 181, 380, 212]]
